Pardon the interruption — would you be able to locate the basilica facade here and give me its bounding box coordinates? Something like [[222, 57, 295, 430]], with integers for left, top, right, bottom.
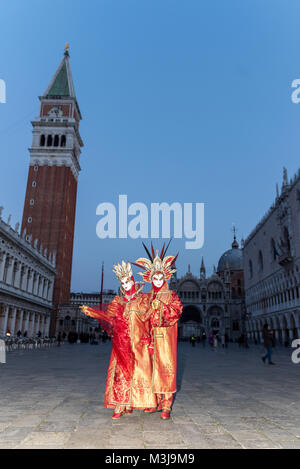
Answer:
[[170, 236, 245, 341]]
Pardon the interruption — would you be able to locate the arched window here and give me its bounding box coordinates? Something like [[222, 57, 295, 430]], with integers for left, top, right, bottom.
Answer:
[[40, 135, 45, 147], [47, 135, 53, 146], [64, 315, 71, 327], [54, 135, 59, 147], [211, 318, 219, 328], [258, 250, 263, 272], [61, 135, 66, 147]]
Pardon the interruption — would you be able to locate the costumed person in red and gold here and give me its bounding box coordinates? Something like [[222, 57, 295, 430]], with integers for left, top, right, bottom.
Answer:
[[134, 243, 183, 420], [80, 261, 157, 419]]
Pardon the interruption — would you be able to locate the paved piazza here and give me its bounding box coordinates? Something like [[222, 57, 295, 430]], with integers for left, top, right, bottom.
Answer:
[[0, 342, 300, 449]]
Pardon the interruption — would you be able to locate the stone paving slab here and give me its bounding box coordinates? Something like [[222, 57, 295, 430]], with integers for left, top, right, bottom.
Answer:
[[0, 342, 300, 449]]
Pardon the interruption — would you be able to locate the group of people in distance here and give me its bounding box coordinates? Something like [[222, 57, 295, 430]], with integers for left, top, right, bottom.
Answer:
[[80, 243, 183, 420]]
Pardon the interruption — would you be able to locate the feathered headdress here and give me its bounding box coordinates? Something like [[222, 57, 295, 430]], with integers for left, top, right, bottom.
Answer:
[[112, 261, 133, 281], [132, 241, 178, 283]]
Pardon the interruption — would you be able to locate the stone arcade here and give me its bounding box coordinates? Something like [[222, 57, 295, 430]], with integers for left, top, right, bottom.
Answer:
[[0, 210, 55, 337]]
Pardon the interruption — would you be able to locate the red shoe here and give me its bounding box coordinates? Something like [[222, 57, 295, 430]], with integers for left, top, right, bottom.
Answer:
[[112, 409, 125, 419], [160, 410, 171, 420], [144, 402, 163, 414], [144, 407, 157, 413]]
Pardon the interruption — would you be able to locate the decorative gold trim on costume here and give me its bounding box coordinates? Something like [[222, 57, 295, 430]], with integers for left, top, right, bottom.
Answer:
[[135, 253, 177, 283], [152, 329, 157, 393], [112, 261, 133, 281], [159, 302, 164, 326], [108, 358, 117, 404], [128, 312, 134, 407]]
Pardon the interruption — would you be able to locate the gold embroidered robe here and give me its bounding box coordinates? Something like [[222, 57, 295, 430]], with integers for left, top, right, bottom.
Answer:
[[103, 295, 157, 409], [144, 283, 183, 394]]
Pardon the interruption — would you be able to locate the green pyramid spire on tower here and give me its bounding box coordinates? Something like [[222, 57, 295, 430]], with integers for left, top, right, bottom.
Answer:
[[43, 44, 76, 98], [47, 62, 70, 96]]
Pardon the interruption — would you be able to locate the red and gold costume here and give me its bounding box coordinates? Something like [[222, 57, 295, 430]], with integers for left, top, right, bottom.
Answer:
[[80, 262, 156, 416], [134, 244, 183, 417]]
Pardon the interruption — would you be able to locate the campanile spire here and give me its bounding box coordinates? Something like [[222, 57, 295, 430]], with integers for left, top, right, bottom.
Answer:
[[21, 47, 84, 334]]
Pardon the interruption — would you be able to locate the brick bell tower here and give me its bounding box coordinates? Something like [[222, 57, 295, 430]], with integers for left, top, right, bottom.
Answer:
[[21, 45, 83, 334]]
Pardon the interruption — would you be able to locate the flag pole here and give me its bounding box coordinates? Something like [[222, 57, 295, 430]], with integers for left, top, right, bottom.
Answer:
[[100, 261, 104, 307]]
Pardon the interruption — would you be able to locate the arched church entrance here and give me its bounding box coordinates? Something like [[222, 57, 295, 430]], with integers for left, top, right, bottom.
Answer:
[[178, 305, 203, 339]]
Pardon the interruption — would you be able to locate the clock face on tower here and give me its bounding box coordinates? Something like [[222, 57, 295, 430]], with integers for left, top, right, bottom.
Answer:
[[48, 106, 63, 117]]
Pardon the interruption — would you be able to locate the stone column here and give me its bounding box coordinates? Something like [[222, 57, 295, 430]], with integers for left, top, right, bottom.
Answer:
[[41, 316, 46, 336], [17, 310, 24, 334], [36, 314, 41, 336], [30, 313, 36, 337], [0, 305, 9, 335], [45, 316, 51, 337], [21, 266, 28, 291], [38, 277, 43, 297], [33, 274, 40, 296], [10, 307, 17, 335], [6, 257, 14, 285], [32, 273, 37, 296], [14, 262, 21, 289], [43, 280, 48, 299], [289, 328, 296, 340], [0, 252, 7, 281], [23, 311, 30, 336], [27, 270, 33, 294], [48, 281, 54, 301]]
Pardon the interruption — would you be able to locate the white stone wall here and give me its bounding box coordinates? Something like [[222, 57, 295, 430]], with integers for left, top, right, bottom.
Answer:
[[243, 169, 300, 343], [0, 214, 55, 337]]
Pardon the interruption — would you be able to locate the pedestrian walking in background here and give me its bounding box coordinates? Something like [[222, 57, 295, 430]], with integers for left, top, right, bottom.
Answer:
[[191, 335, 196, 347], [213, 335, 218, 350], [208, 332, 214, 350], [202, 331, 207, 348], [261, 323, 275, 365], [221, 334, 225, 349]]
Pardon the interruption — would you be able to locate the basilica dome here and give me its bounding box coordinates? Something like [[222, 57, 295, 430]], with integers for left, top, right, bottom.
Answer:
[[217, 237, 243, 272]]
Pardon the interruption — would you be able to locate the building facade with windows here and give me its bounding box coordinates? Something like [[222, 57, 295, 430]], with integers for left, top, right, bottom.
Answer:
[[170, 236, 245, 341], [0, 208, 56, 337], [56, 290, 116, 335], [243, 168, 300, 344]]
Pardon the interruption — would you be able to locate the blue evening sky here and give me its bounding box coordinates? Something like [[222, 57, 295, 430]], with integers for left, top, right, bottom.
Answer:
[[0, 0, 300, 292]]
